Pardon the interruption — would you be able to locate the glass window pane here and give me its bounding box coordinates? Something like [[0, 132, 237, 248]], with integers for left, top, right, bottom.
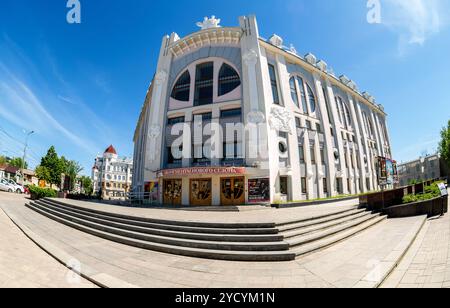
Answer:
[[268, 64, 280, 104], [194, 62, 214, 106], [171, 70, 191, 102], [306, 84, 316, 113], [218, 64, 241, 96], [297, 77, 308, 114], [289, 77, 299, 107]]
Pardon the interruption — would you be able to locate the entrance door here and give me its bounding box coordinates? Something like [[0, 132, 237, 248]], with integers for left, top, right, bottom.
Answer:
[[163, 179, 182, 206], [190, 179, 212, 206], [221, 177, 245, 206]]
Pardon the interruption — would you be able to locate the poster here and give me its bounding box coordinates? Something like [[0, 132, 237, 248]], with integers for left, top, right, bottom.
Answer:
[[248, 178, 270, 203], [144, 182, 159, 202]]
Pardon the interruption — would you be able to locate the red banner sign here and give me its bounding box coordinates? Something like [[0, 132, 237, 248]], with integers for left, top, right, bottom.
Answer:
[[159, 167, 246, 177]]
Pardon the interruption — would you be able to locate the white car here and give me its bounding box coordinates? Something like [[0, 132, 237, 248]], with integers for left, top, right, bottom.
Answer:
[[0, 179, 14, 193], [7, 180, 25, 194]]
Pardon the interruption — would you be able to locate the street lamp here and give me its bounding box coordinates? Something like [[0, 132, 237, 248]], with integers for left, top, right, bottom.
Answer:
[[21, 130, 34, 186]]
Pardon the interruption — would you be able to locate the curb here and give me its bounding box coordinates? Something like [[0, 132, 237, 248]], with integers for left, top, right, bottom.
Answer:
[[1, 207, 139, 289]]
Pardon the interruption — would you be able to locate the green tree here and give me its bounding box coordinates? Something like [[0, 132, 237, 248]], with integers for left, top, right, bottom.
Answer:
[[80, 176, 93, 195], [64, 160, 84, 192], [8, 157, 28, 169], [0, 156, 6, 165], [438, 120, 450, 169], [40, 146, 64, 186], [35, 165, 51, 183]]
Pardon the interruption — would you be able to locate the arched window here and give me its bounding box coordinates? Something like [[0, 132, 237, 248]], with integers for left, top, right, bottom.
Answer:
[[289, 77, 299, 107], [306, 84, 316, 113], [171, 70, 191, 102], [335, 97, 343, 124], [296, 77, 308, 114], [218, 64, 240, 96], [194, 62, 214, 106], [343, 102, 352, 127]]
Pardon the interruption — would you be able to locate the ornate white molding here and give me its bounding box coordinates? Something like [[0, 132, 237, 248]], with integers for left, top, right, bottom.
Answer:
[[269, 107, 293, 134], [247, 111, 265, 124], [196, 16, 221, 30], [243, 49, 259, 67], [154, 70, 168, 85], [269, 34, 283, 47]]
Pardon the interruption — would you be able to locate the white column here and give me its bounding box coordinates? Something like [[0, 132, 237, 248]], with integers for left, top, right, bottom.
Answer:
[[313, 74, 335, 196]]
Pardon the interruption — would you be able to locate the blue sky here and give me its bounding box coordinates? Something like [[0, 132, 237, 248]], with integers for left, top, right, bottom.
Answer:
[[0, 0, 449, 175]]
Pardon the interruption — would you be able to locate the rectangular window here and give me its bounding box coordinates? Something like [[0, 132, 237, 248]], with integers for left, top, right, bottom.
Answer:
[[336, 178, 342, 194], [323, 178, 328, 194], [320, 148, 326, 164], [301, 178, 307, 194], [316, 123, 322, 133], [194, 62, 214, 106], [350, 150, 355, 168], [268, 64, 280, 105], [193, 112, 212, 121], [167, 116, 185, 126], [220, 108, 241, 118], [299, 145, 305, 163], [310, 147, 316, 165], [295, 117, 302, 128], [344, 150, 348, 168], [306, 120, 312, 130]]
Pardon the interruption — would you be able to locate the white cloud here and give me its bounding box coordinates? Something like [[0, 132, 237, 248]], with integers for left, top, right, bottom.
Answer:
[[0, 63, 97, 154], [381, 0, 448, 48]]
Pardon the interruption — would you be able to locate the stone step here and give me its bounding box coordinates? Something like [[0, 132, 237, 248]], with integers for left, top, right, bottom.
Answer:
[[28, 202, 289, 252], [277, 208, 366, 232], [287, 213, 383, 247], [32, 200, 283, 243], [42, 198, 277, 230], [275, 207, 359, 228], [292, 215, 387, 257], [25, 202, 295, 262], [281, 211, 372, 239]]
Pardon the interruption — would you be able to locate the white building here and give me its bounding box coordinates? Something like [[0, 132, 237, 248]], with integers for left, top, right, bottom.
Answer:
[[132, 15, 393, 206], [92, 145, 133, 200]]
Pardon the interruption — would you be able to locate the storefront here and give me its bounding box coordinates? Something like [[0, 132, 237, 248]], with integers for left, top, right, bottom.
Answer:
[[158, 167, 249, 206]]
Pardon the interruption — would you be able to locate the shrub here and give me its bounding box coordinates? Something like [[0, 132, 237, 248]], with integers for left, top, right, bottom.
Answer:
[[28, 186, 57, 200], [403, 182, 442, 204]]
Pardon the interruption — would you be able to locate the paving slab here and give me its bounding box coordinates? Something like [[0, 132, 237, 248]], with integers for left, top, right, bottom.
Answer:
[[0, 193, 427, 288]]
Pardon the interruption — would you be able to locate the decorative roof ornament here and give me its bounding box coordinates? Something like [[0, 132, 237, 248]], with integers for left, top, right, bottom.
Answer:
[[339, 75, 350, 85], [305, 53, 317, 65], [269, 34, 284, 47], [289, 44, 298, 55], [196, 16, 221, 30], [316, 60, 328, 72]]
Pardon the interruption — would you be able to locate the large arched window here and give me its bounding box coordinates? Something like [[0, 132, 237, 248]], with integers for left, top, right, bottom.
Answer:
[[289, 77, 299, 107], [171, 70, 191, 102], [296, 77, 308, 114], [306, 84, 316, 113], [218, 64, 240, 96]]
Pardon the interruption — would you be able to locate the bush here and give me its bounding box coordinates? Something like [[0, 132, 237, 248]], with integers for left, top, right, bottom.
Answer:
[[403, 182, 442, 204], [28, 186, 57, 200]]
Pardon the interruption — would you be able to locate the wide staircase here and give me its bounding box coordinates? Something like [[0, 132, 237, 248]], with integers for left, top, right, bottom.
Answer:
[[25, 198, 386, 262]]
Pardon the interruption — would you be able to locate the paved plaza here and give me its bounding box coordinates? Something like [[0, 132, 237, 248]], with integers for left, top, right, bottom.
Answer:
[[2, 192, 449, 288], [0, 192, 95, 288]]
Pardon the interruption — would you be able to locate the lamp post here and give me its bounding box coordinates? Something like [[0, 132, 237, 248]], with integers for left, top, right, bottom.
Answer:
[[21, 130, 34, 186]]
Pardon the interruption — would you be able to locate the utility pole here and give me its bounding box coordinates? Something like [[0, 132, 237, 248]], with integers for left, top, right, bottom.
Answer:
[[21, 130, 34, 186]]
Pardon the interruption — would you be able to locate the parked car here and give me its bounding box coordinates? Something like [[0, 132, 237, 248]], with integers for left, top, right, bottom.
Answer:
[[6, 179, 25, 194], [0, 179, 14, 193]]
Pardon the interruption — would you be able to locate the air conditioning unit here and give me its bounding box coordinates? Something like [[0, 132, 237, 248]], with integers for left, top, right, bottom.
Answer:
[[305, 53, 317, 65], [269, 34, 283, 47]]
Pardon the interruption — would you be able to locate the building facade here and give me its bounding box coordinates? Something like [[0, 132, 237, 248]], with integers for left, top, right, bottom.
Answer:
[[132, 15, 393, 206], [398, 154, 447, 186], [92, 145, 133, 200]]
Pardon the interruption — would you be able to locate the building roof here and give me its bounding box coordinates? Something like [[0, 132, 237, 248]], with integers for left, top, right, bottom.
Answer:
[[104, 145, 117, 155], [0, 164, 20, 174]]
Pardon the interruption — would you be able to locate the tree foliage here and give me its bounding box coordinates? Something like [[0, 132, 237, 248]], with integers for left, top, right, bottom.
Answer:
[[8, 157, 28, 169], [80, 176, 93, 195], [439, 120, 450, 169], [35, 165, 51, 182], [0, 156, 6, 165], [40, 146, 65, 186], [63, 160, 84, 191]]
